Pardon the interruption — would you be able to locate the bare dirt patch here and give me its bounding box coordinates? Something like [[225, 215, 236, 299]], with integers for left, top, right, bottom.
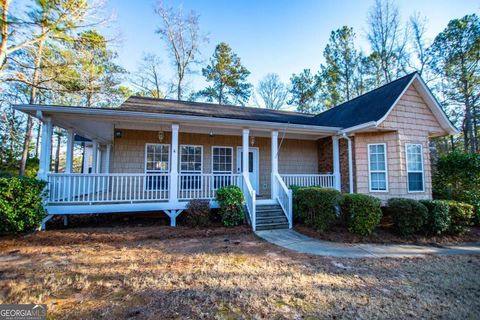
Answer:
[[0, 225, 479, 319], [296, 224, 480, 246]]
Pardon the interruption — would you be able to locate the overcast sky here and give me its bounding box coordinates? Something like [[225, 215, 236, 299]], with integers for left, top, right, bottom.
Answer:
[[103, 0, 478, 96]]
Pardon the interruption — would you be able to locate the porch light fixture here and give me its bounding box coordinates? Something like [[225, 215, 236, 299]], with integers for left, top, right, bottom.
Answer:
[[209, 131, 214, 137], [158, 130, 165, 142], [114, 129, 122, 138], [250, 136, 255, 146]]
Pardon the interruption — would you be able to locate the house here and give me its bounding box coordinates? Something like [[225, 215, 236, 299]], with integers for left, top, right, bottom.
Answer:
[[14, 72, 458, 230]]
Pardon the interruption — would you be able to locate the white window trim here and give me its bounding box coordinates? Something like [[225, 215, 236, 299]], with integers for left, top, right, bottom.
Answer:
[[179, 144, 203, 192], [144, 143, 170, 192], [144, 143, 170, 173], [211, 146, 234, 174], [179, 144, 203, 174], [405, 143, 425, 193], [367, 143, 389, 193]]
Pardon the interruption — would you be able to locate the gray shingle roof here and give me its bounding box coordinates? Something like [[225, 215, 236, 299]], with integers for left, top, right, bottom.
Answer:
[[313, 72, 417, 128], [120, 97, 319, 126], [119, 73, 419, 129]]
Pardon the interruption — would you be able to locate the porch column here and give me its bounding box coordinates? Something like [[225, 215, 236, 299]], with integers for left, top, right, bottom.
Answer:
[[170, 124, 179, 203], [65, 129, 74, 173], [38, 118, 53, 180], [271, 130, 278, 199], [91, 140, 98, 174], [332, 136, 341, 191], [105, 144, 111, 173], [242, 129, 249, 178]]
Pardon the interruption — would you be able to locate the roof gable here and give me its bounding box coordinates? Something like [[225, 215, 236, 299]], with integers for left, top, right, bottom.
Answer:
[[313, 72, 417, 128]]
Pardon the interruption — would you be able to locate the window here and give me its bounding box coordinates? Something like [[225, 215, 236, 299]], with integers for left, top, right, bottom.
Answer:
[[368, 144, 388, 192], [180, 145, 203, 190], [145, 144, 169, 190], [212, 147, 233, 173], [212, 147, 233, 188], [406, 144, 424, 192]]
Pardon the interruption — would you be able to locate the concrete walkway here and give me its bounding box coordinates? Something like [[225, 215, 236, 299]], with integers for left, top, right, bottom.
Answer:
[[255, 229, 480, 258]]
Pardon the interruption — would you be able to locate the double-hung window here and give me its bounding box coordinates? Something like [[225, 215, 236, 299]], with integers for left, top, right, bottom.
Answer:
[[180, 145, 203, 190], [368, 143, 388, 192], [145, 144, 170, 190], [406, 144, 424, 192], [212, 146, 233, 189]]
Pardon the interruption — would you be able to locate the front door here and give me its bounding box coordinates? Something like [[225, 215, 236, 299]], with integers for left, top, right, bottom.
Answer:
[[237, 147, 259, 193]]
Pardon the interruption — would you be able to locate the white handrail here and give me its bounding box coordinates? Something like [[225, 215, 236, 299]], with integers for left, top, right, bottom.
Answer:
[[274, 173, 292, 228], [241, 173, 256, 231], [281, 174, 335, 189]]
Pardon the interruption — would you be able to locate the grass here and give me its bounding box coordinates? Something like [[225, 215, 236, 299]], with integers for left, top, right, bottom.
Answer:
[[0, 224, 479, 319]]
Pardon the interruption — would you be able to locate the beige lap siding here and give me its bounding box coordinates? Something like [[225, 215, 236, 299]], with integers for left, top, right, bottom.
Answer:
[[112, 129, 318, 197], [355, 84, 446, 201]]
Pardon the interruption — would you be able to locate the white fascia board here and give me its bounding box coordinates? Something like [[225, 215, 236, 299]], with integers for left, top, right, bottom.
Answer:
[[14, 104, 341, 134], [338, 121, 377, 134], [375, 75, 418, 126], [375, 74, 458, 135], [412, 76, 459, 135]]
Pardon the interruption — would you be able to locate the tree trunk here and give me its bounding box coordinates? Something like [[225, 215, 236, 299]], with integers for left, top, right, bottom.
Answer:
[[0, 0, 10, 71], [19, 36, 45, 176], [81, 143, 85, 173], [54, 130, 61, 173], [35, 122, 41, 158]]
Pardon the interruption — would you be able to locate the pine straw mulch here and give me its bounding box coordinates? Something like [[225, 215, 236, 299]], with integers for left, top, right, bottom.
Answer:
[[0, 221, 479, 319]]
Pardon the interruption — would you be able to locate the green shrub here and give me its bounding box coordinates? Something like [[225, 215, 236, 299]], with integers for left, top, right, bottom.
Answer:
[[0, 176, 47, 233], [445, 200, 474, 235], [433, 152, 480, 224], [216, 186, 245, 227], [184, 199, 211, 227], [419, 200, 450, 235], [295, 187, 343, 232], [387, 198, 428, 236], [290, 185, 302, 223], [341, 194, 382, 236]]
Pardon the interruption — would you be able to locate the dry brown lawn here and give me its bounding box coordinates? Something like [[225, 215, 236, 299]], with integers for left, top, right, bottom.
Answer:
[[0, 225, 479, 319]]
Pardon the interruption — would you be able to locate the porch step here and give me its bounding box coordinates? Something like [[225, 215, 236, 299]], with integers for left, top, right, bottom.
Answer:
[[255, 204, 289, 230]]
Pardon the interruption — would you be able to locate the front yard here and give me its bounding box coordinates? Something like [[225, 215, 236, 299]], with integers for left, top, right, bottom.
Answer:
[[0, 222, 479, 319]]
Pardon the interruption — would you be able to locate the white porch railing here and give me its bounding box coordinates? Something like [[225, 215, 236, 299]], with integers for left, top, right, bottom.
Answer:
[[281, 174, 335, 189], [177, 174, 242, 200], [47, 173, 244, 204], [241, 174, 256, 230], [47, 173, 169, 204], [274, 173, 292, 228]]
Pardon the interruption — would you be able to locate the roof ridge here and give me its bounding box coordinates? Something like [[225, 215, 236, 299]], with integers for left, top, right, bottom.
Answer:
[[124, 96, 315, 117], [314, 71, 417, 118]]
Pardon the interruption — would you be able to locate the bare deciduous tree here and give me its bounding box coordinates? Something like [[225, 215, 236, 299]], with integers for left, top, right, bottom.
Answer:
[[367, 0, 408, 83], [131, 53, 166, 99], [255, 73, 288, 110], [409, 12, 430, 77], [155, 1, 206, 100]]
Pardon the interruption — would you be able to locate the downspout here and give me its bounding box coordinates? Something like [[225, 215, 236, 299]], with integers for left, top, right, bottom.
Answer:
[[341, 133, 354, 194]]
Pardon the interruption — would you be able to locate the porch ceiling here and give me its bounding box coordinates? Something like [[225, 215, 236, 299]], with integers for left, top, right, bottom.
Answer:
[[16, 104, 339, 143]]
